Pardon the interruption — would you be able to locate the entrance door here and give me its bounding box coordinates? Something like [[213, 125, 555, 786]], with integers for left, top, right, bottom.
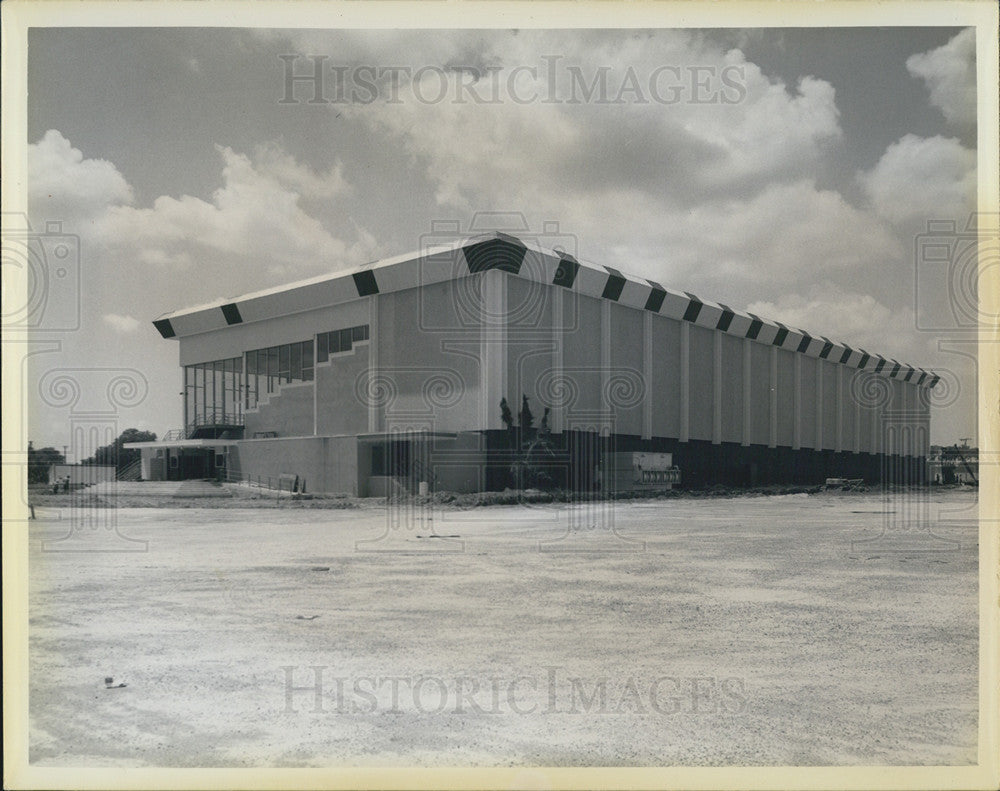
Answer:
[[167, 449, 215, 480]]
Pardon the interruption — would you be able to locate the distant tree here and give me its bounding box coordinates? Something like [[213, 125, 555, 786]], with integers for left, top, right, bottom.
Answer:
[[81, 428, 157, 473], [519, 395, 534, 431], [27, 442, 64, 484], [540, 406, 551, 434], [500, 398, 514, 431]]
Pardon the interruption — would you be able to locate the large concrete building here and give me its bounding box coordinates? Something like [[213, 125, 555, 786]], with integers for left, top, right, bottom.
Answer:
[[129, 232, 935, 494]]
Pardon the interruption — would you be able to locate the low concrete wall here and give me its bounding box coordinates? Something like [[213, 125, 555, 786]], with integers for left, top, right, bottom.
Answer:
[[235, 435, 359, 495]]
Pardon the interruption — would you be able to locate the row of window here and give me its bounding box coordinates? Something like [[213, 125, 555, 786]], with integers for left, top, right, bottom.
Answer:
[[317, 324, 369, 363], [244, 340, 315, 409], [184, 324, 370, 418]]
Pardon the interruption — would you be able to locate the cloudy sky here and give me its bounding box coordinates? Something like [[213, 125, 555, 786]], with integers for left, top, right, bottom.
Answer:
[[24, 26, 979, 450]]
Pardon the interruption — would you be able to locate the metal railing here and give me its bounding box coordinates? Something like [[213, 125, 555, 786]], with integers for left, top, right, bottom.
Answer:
[[188, 410, 244, 428], [117, 458, 143, 481], [222, 468, 306, 495], [161, 412, 245, 442]]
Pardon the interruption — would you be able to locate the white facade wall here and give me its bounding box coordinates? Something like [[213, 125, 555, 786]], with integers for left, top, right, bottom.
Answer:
[[169, 253, 930, 459]]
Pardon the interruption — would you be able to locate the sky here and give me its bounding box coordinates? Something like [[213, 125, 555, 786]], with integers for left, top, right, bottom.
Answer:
[[23, 26, 980, 451]]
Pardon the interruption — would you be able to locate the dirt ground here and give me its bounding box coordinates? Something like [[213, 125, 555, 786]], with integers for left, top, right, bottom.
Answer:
[[27, 489, 979, 767]]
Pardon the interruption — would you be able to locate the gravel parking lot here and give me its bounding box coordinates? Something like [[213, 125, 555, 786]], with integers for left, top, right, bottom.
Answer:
[[28, 489, 978, 767]]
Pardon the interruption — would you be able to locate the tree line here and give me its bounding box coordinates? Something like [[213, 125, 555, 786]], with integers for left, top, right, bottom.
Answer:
[[27, 428, 156, 483]]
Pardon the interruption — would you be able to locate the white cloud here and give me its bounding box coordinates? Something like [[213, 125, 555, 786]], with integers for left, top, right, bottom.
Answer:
[[906, 28, 976, 127], [96, 143, 354, 276], [28, 131, 364, 279], [102, 313, 141, 333], [28, 130, 134, 222], [251, 142, 350, 199], [746, 286, 920, 361], [25, 130, 385, 352], [660, 179, 900, 282], [859, 134, 976, 225], [338, 30, 841, 211]]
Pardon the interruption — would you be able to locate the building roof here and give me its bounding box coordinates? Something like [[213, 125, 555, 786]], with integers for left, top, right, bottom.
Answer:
[[152, 231, 937, 388]]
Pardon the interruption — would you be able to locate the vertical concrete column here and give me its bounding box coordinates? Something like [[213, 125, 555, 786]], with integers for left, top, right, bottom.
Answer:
[[313, 361, 319, 436], [871, 385, 880, 456], [479, 269, 507, 430], [741, 338, 753, 447], [601, 300, 611, 417], [853, 373, 861, 454], [680, 320, 690, 443], [792, 353, 802, 450], [643, 311, 654, 440], [741, 337, 751, 447], [835, 364, 844, 453], [365, 294, 379, 434], [921, 392, 931, 458], [552, 286, 564, 434], [815, 361, 824, 451], [768, 345, 778, 449], [903, 383, 912, 458], [712, 329, 722, 444]]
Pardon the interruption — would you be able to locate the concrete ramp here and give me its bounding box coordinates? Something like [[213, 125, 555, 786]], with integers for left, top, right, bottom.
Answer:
[[89, 480, 231, 498]]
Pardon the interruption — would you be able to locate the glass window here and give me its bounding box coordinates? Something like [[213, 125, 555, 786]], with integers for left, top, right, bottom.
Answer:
[[194, 366, 204, 423], [243, 340, 314, 408], [185, 357, 243, 426], [302, 340, 314, 381], [314, 325, 368, 365], [279, 345, 290, 382], [214, 360, 224, 421], [266, 347, 279, 392]]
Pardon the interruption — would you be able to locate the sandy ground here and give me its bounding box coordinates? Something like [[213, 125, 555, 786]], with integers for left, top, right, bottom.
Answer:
[[27, 489, 978, 767]]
